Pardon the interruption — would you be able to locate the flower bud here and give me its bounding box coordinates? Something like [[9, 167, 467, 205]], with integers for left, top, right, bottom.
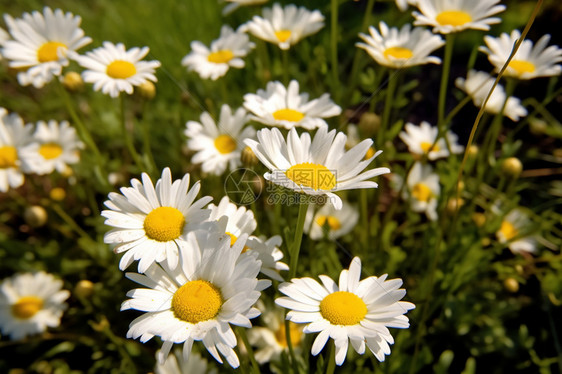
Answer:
[[50, 187, 66, 201], [503, 277, 519, 293], [74, 280, 95, 298], [137, 81, 156, 100], [24, 205, 48, 228], [472, 212, 486, 227], [241, 146, 258, 167], [468, 145, 479, 158], [358, 112, 380, 136], [501, 157, 523, 178], [62, 71, 84, 91]]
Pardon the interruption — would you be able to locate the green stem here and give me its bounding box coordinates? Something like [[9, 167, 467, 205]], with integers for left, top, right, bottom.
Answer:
[[330, 0, 340, 102], [484, 78, 517, 162], [282, 49, 289, 85], [437, 34, 455, 132], [140, 103, 157, 174], [119, 95, 144, 171], [325, 341, 336, 374], [238, 328, 260, 374], [378, 69, 399, 149]]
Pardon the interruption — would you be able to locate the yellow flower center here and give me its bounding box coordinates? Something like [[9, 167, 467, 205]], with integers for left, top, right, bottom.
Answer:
[[225, 232, 250, 253], [275, 30, 292, 43], [0, 146, 18, 169], [435, 10, 472, 27], [412, 182, 433, 202], [420, 141, 439, 153], [508, 60, 536, 75], [214, 134, 237, 154], [319, 291, 367, 326], [207, 50, 234, 64], [106, 60, 137, 79], [39, 143, 63, 160], [383, 46, 413, 60], [37, 41, 67, 63], [172, 280, 222, 323], [316, 215, 342, 231], [285, 162, 336, 191], [365, 147, 376, 160], [143, 207, 185, 242], [11, 296, 43, 319], [499, 221, 518, 241], [275, 322, 303, 348], [272, 108, 305, 123]]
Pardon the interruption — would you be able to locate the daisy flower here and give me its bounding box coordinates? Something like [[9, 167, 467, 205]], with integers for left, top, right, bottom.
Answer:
[[403, 162, 440, 221], [480, 30, 562, 80], [185, 105, 255, 176], [121, 228, 271, 368], [0, 108, 35, 192], [182, 26, 255, 81], [496, 208, 537, 255], [245, 127, 390, 210], [0, 271, 70, 340], [101, 168, 213, 273], [245, 235, 289, 282], [241, 3, 325, 50], [305, 201, 359, 240], [356, 22, 444, 69], [243, 80, 342, 130], [395, 0, 417, 11], [207, 195, 257, 242], [2, 7, 91, 88], [73, 41, 161, 98], [0, 27, 9, 58], [20, 120, 84, 175], [155, 349, 217, 374], [276, 257, 415, 365], [412, 0, 505, 34], [399, 121, 464, 160], [455, 70, 527, 121]]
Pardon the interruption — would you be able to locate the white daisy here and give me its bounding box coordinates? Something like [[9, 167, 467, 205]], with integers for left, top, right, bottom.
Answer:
[[305, 201, 359, 240], [245, 235, 289, 282], [0, 108, 35, 192], [455, 70, 527, 121], [155, 349, 217, 374], [245, 127, 390, 210], [356, 22, 444, 69], [403, 162, 440, 221], [496, 209, 537, 255], [345, 124, 377, 160], [19, 120, 84, 175], [276, 257, 415, 365], [1, 7, 91, 88], [207, 195, 257, 241], [395, 0, 418, 11], [0, 271, 70, 340], [399, 121, 464, 160], [412, 0, 505, 34], [121, 228, 271, 368], [185, 105, 255, 176], [243, 80, 342, 130], [101, 168, 213, 273], [182, 26, 255, 81], [0, 27, 9, 59], [241, 3, 325, 50], [480, 30, 562, 80], [73, 41, 161, 98]]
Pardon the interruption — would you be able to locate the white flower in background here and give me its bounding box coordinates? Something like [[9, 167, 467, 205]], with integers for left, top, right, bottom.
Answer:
[[245, 127, 390, 210], [480, 30, 562, 80], [1, 7, 91, 88], [276, 257, 415, 365], [0, 27, 9, 59], [0, 272, 70, 340], [399, 121, 463, 160], [404, 162, 440, 221], [222, 0, 269, 16], [305, 201, 359, 240], [0, 108, 35, 192], [346, 124, 377, 160], [243, 80, 341, 130], [496, 209, 537, 255], [455, 70, 527, 121], [155, 349, 217, 374], [207, 195, 257, 243], [101, 168, 213, 273], [412, 0, 505, 34], [182, 26, 255, 80], [20, 120, 84, 175], [357, 22, 444, 68], [245, 235, 289, 281], [121, 228, 270, 368], [395, 0, 417, 11], [242, 3, 325, 50], [185, 105, 254, 176], [73, 41, 160, 98]]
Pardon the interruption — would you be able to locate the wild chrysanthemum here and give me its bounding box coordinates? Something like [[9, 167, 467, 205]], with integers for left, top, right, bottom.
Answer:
[[276, 257, 415, 365], [241, 3, 324, 50], [1, 7, 91, 88], [0, 272, 69, 340], [455, 70, 527, 121], [207, 195, 257, 242], [480, 30, 562, 80], [412, 0, 505, 34], [185, 105, 255, 175], [305, 201, 359, 240], [357, 22, 444, 68], [496, 209, 537, 255], [245, 235, 289, 282], [404, 162, 440, 221], [244, 127, 390, 210], [121, 228, 271, 368], [243, 80, 341, 130], [399, 121, 463, 160], [73, 41, 160, 98], [101, 168, 212, 273]]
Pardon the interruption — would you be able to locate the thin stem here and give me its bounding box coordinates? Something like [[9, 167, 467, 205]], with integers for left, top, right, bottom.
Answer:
[[140, 102, 157, 174], [238, 328, 260, 374], [282, 49, 289, 85], [119, 95, 144, 171], [484, 78, 517, 162], [325, 341, 336, 374], [330, 0, 340, 102], [378, 69, 399, 149], [437, 34, 455, 132]]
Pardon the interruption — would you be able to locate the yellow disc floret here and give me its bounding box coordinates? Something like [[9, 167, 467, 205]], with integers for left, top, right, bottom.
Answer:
[[272, 108, 305, 123], [286, 162, 336, 191], [412, 183, 433, 202], [172, 280, 222, 323], [435, 10, 472, 27], [320, 291, 367, 326], [37, 41, 67, 63], [39, 143, 63, 160], [106, 60, 137, 79], [214, 134, 237, 154], [0, 146, 18, 169], [499, 220, 518, 241], [275, 322, 303, 348], [143, 207, 185, 242], [508, 60, 536, 75], [12, 296, 44, 319], [275, 30, 292, 43], [383, 46, 413, 60], [316, 215, 342, 231], [207, 50, 234, 64], [420, 141, 439, 153]]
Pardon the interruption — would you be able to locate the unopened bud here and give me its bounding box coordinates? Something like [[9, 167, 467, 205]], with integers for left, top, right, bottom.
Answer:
[[529, 118, 547, 135], [74, 280, 95, 298], [137, 81, 156, 100], [62, 71, 84, 91], [252, 175, 265, 195], [472, 212, 486, 227], [358, 112, 380, 136], [446, 198, 464, 215], [501, 157, 523, 178], [468, 145, 479, 158], [50, 187, 66, 201], [503, 278, 519, 293], [24, 205, 48, 227], [241, 146, 258, 167]]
